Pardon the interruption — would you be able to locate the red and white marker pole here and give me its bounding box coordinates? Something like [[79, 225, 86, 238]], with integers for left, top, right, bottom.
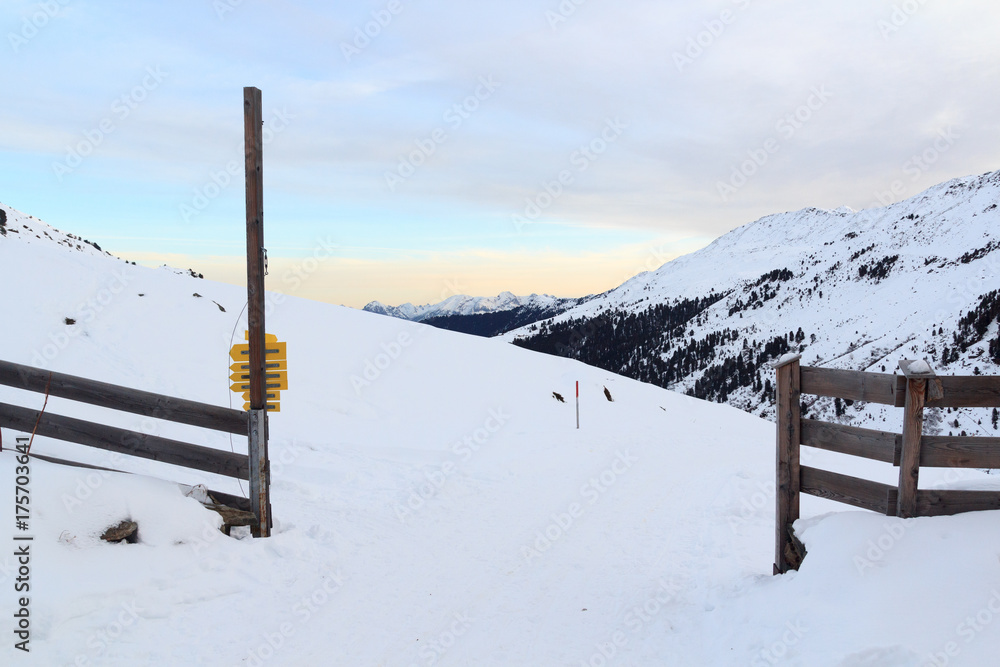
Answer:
[[576, 380, 580, 429]]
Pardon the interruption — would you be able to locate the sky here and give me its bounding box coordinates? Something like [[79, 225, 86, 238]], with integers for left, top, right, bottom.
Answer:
[[2, 0, 999, 309]]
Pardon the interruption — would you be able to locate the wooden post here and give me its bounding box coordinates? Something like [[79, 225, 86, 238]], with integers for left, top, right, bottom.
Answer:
[[896, 360, 934, 519], [576, 380, 579, 429], [244, 86, 271, 537], [773, 354, 802, 574]]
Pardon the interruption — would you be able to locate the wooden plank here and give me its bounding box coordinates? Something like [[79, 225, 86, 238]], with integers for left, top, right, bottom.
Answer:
[[27, 451, 126, 474], [800, 366, 899, 405], [208, 504, 259, 534], [920, 436, 1000, 468], [894, 375, 906, 408], [0, 402, 248, 479], [206, 489, 252, 513], [898, 359, 943, 405], [0, 359, 247, 436], [800, 466, 894, 515], [896, 370, 927, 518], [915, 490, 1000, 516], [927, 376, 1000, 408], [800, 420, 900, 464], [886, 487, 898, 516], [774, 358, 802, 574]]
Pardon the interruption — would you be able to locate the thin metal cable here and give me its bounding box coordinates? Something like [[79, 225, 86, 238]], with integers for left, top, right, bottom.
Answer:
[[227, 300, 251, 499], [27, 372, 52, 454]]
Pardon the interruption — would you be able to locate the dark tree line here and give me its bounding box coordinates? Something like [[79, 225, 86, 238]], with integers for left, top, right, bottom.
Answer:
[[513, 291, 798, 405], [728, 285, 778, 316], [729, 268, 794, 316], [857, 255, 899, 282], [752, 268, 794, 286], [514, 294, 723, 365], [849, 244, 875, 261], [952, 290, 1000, 364], [688, 335, 792, 403], [422, 306, 569, 338], [960, 241, 1000, 264]]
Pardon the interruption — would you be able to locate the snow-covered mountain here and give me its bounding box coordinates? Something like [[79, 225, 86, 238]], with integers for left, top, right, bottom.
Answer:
[[368, 290, 589, 320], [4, 199, 1000, 664], [364, 291, 573, 321], [363, 291, 595, 338], [508, 170, 1000, 436]]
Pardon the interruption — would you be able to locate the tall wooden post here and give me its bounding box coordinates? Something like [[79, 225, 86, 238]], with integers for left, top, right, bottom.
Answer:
[[773, 354, 801, 574], [896, 360, 935, 519], [244, 86, 271, 537]]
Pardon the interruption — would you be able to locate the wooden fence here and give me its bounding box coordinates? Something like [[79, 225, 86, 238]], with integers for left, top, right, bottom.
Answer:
[[0, 359, 257, 519], [773, 355, 1000, 574]]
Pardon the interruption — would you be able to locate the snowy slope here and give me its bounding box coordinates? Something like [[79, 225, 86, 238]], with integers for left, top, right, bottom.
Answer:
[[508, 170, 1000, 436], [364, 290, 590, 322], [3, 202, 1000, 665]]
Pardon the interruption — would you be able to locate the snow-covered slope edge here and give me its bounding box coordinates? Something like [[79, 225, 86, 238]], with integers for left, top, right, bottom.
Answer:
[[364, 291, 597, 338], [3, 202, 1000, 665]]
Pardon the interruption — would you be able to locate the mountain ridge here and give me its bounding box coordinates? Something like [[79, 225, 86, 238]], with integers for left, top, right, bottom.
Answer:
[[362, 290, 596, 337], [507, 169, 1000, 435], [363, 290, 592, 322]]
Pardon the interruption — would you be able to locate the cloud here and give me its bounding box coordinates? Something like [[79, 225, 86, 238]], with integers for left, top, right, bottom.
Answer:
[[3, 0, 1000, 304]]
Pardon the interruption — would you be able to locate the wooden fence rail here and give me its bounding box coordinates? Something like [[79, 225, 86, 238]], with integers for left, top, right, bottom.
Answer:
[[0, 360, 247, 435], [774, 356, 1000, 574], [0, 359, 256, 517]]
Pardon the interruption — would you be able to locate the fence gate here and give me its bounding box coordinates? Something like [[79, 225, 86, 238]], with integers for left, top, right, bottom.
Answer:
[[773, 355, 1000, 574], [0, 359, 264, 531]]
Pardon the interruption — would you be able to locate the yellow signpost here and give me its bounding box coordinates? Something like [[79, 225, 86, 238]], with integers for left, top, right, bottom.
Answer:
[[229, 372, 288, 390], [230, 331, 286, 412], [230, 360, 287, 373], [229, 341, 287, 362]]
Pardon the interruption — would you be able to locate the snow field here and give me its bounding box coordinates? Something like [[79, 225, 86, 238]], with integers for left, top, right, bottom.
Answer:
[[3, 200, 1000, 664]]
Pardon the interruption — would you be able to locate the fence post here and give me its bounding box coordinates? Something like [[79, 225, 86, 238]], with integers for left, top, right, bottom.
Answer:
[[244, 86, 271, 537], [896, 359, 935, 518], [248, 408, 271, 535], [773, 354, 802, 574]]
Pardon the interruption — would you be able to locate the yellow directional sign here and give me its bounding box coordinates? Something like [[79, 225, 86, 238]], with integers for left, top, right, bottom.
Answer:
[[230, 374, 288, 392], [230, 360, 287, 373], [244, 401, 280, 412], [229, 341, 287, 362], [230, 370, 288, 384], [230, 331, 288, 412], [242, 390, 280, 412], [241, 390, 278, 402]]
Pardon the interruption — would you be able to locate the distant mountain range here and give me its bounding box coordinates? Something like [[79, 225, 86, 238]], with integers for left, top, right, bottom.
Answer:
[[363, 291, 594, 337]]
